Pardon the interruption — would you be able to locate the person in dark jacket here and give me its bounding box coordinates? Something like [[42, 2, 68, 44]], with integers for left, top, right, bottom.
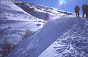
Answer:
[[82, 4, 86, 17], [75, 5, 80, 17], [87, 5, 88, 18], [85, 4, 88, 18], [44, 13, 49, 21]]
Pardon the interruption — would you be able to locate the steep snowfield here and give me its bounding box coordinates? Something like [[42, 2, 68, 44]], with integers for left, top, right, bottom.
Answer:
[[0, 0, 45, 57], [0, 0, 45, 44], [6, 17, 88, 57], [1, 0, 88, 57], [39, 18, 88, 57]]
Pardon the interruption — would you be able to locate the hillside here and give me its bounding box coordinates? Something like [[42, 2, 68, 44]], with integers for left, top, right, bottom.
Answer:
[[0, 0, 88, 57], [0, 0, 45, 57], [14, 1, 74, 19]]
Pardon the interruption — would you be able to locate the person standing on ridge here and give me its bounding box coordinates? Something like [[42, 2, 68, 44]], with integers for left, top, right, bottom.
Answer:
[[82, 4, 86, 17], [85, 4, 88, 18], [75, 5, 80, 17]]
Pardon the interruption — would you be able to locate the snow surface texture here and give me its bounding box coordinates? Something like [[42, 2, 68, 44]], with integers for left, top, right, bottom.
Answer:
[[39, 18, 88, 57], [0, 0, 45, 56], [7, 17, 88, 57], [0, 0, 88, 57], [0, 0, 45, 44]]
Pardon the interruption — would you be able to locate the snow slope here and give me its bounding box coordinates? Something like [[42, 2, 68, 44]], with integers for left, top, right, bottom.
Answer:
[[6, 17, 88, 57], [0, 0, 45, 56], [0, 0, 45, 44], [39, 17, 88, 57], [14, 1, 74, 20], [0, 0, 88, 57]]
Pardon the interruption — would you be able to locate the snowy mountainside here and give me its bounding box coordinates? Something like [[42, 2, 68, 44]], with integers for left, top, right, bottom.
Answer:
[[14, 1, 74, 20], [7, 17, 88, 57], [0, 0, 45, 57], [0, 0, 88, 57]]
